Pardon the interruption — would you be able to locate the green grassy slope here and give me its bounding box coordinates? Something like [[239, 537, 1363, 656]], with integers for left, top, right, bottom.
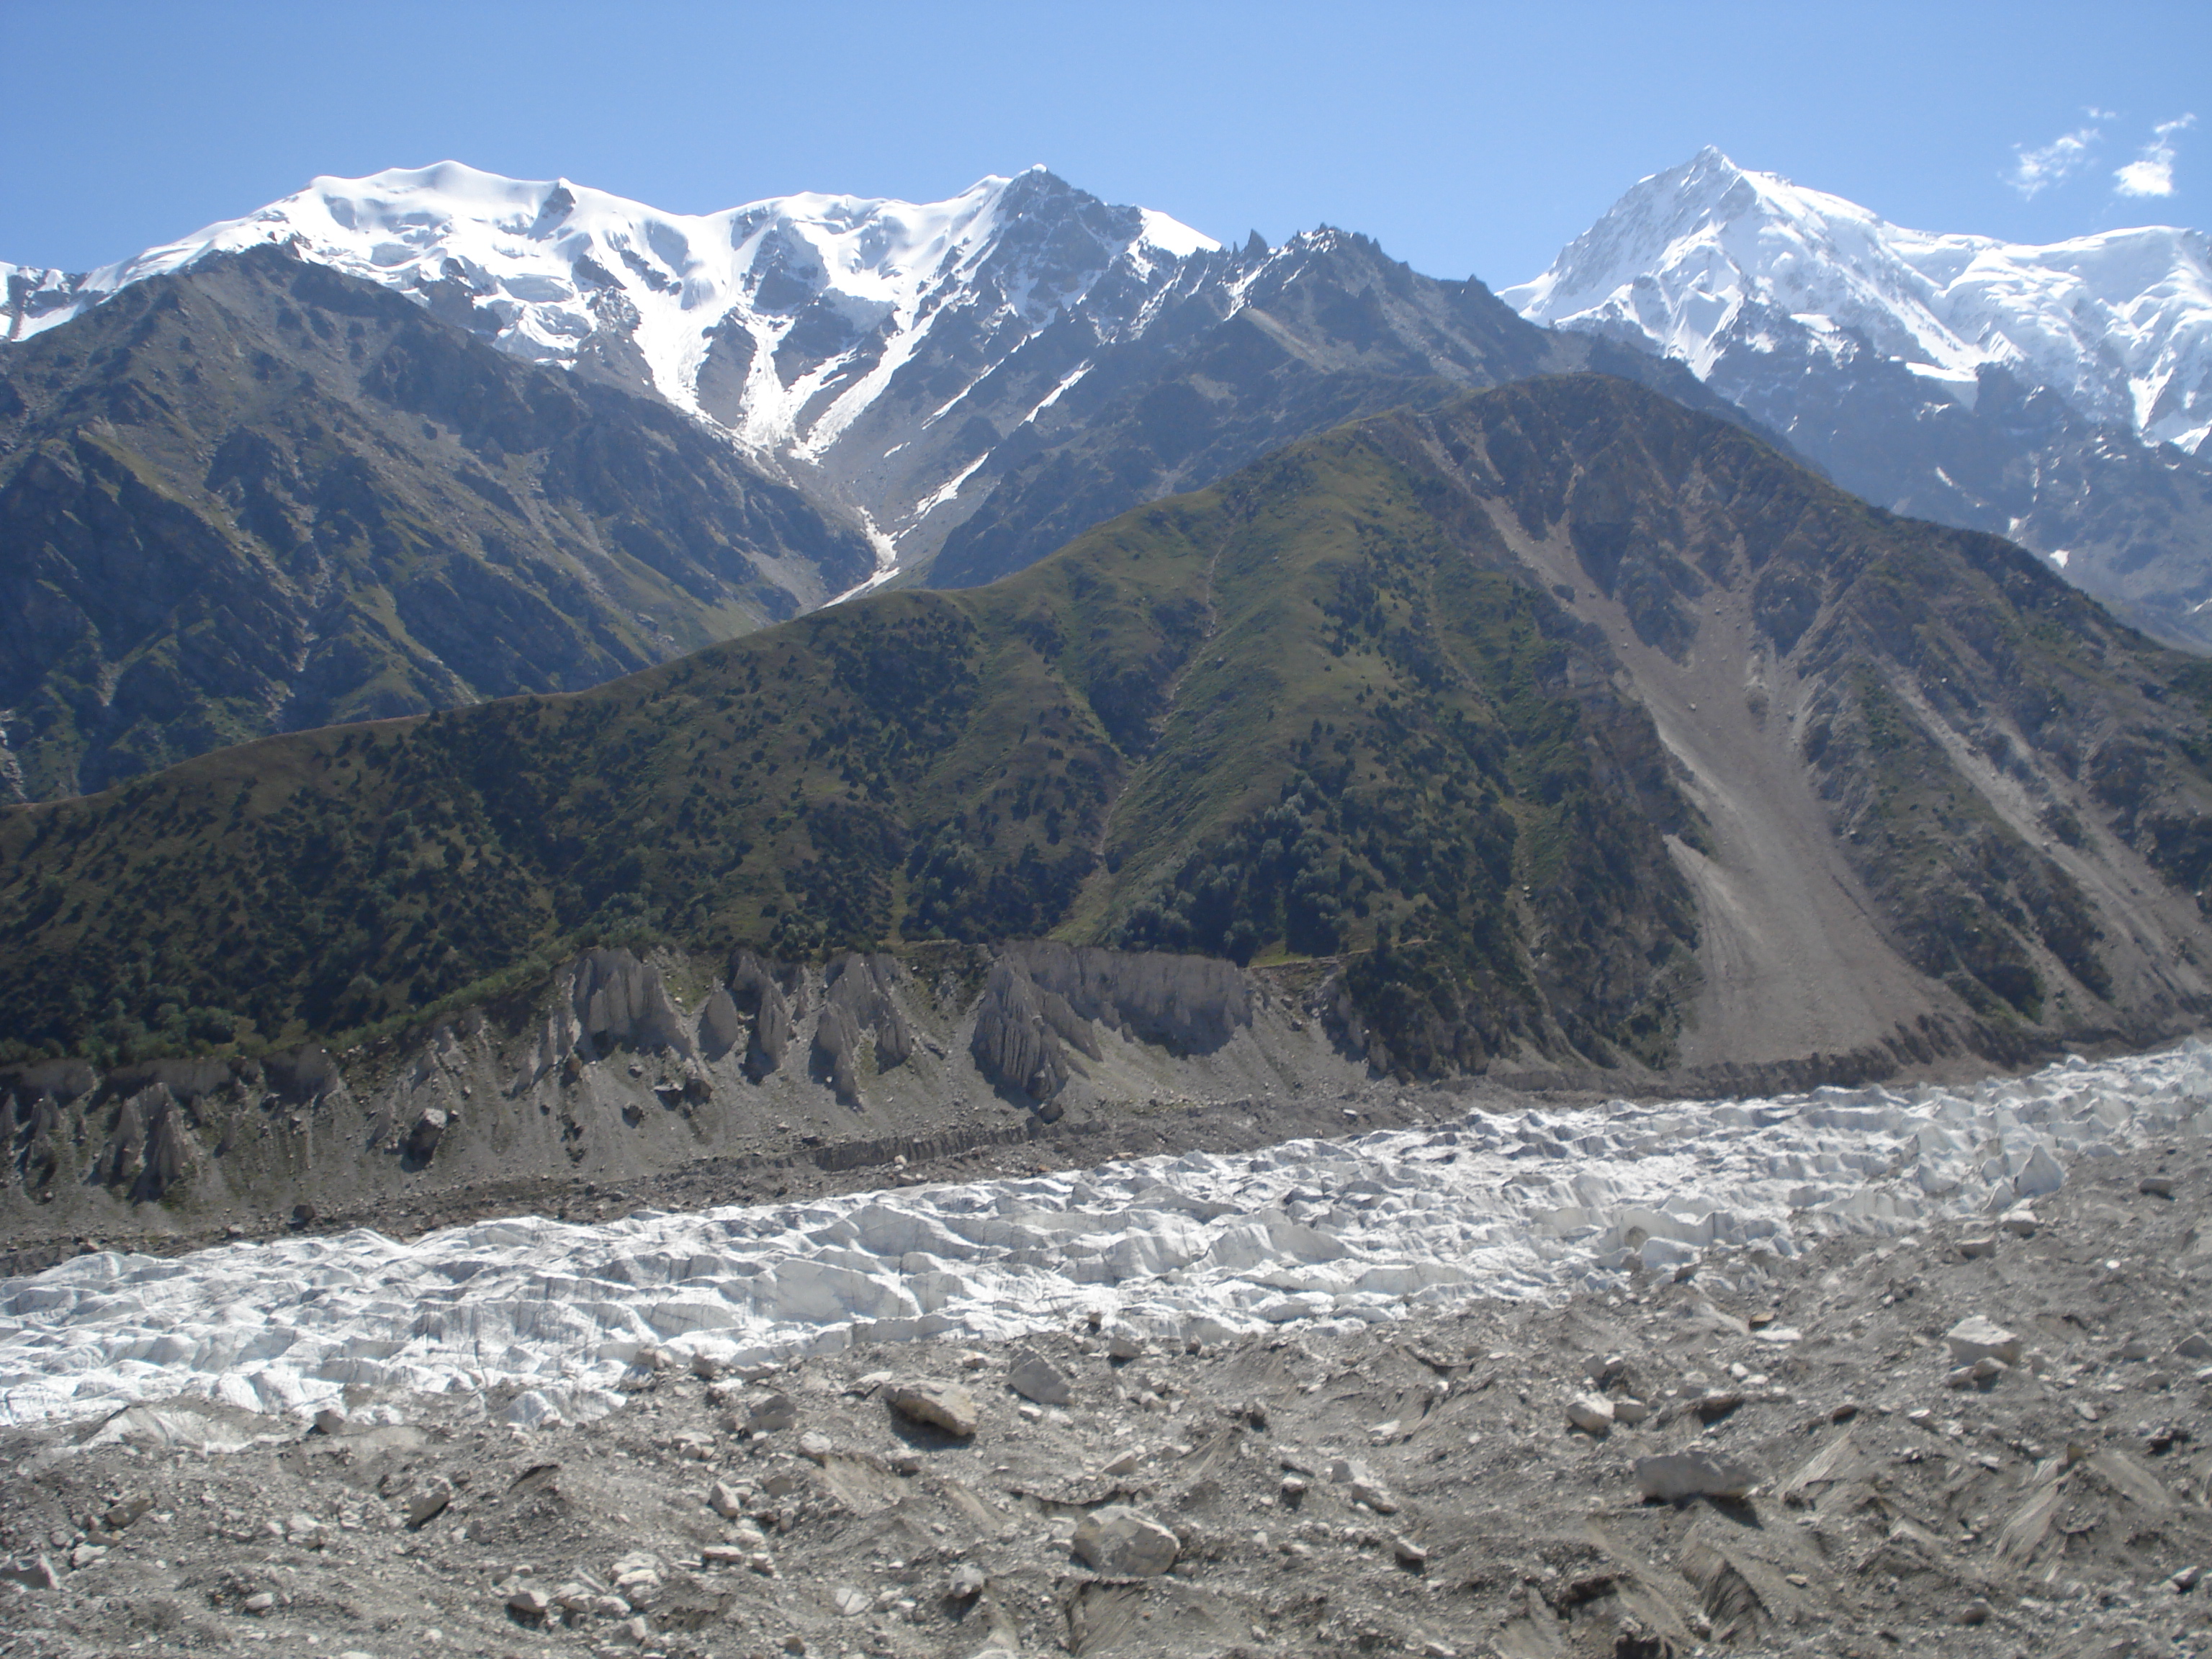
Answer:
[[6, 375, 2211, 1077]]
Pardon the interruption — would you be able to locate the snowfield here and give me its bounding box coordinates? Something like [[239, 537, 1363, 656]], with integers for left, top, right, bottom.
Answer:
[[5, 1041, 2208, 1432], [1506, 147, 2212, 454]]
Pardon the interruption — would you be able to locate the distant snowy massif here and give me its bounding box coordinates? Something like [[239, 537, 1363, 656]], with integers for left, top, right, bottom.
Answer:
[[1506, 147, 2212, 456], [2, 163, 1221, 574]]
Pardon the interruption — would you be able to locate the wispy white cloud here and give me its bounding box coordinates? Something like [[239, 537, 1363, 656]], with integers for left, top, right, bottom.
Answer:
[[2114, 113, 2197, 198], [2009, 125, 2101, 198], [2084, 106, 2121, 123]]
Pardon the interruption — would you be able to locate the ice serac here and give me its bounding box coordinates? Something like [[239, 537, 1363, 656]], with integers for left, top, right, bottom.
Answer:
[[0, 162, 1221, 571], [1506, 148, 2212, 647]]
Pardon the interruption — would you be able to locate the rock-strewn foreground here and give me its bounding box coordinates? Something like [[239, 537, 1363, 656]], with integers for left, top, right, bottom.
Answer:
[[4, 1045, 2211, 1657]]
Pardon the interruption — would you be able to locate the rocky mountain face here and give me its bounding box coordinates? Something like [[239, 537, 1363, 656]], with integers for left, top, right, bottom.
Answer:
[[1507, 148, 2212, 649], [923, 227, 1760, 591], [0, 243, 875, 801], [5, 376, 2212, 1087]]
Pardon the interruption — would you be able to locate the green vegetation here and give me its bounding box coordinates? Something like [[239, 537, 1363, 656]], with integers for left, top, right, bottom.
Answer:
[[7, 373, 2212, 1076]]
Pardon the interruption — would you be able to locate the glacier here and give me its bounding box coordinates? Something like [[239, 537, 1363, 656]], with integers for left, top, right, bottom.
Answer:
[[4, 1040, 2208, 1433]]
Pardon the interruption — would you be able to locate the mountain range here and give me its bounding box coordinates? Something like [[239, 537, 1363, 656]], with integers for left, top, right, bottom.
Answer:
[[1508, 147, 2212, 648], [0, 163, 1750, 799], [6, 154, 2212, 1096], [6, 375, 2211, 1084]]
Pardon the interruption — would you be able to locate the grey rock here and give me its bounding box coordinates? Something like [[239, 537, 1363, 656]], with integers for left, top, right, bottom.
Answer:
[[708, 1480, 746, 1519], [948, 1562, 987, 1600], [1943, 1316, 2023, 1367], [812, 954, 914, 1105], [2175, 1332, 2212, 1360], [749, 1391, 799, 1433], [1565, 1393, 1614, 1435], [506, 1587, 551, 1621], [1071, 1505, 1180, 1575], [1007, 1349, 1074, 1406], [242, 1592, 276, 1614], [0, 1553, 60, 1591], [1393, 1536, 1429, 1568], [697, 986, 745, 1061], [729, 953, 794, 1082], [408, 1107, 449, 1159], [887, 1380, 979, 1437], [2141, 1174, 2177, 1197], [405, 1475, 454, 1527]]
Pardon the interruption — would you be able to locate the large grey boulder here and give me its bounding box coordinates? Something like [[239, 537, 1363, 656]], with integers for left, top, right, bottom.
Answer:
[[886, 1380, 979, 1437], [1007, 1349, 1074, 1407], [1071, 1505, 1179, 1575]]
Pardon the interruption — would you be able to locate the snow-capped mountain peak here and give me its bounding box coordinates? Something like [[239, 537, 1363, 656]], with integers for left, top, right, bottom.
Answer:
[[2, 163, 1223, 570], [1505, 148, 2212, 452]]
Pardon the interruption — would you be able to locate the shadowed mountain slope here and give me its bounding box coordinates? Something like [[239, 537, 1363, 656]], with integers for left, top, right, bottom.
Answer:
[[4, 377, 2211, 1080], [0, 244, 875, 801], [925, 228, 1770, 590]]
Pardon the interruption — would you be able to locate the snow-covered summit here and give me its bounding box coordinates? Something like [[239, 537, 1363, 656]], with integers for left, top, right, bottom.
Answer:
[[1505, 147, 2212, 453], [2, 162, 1220, 488]]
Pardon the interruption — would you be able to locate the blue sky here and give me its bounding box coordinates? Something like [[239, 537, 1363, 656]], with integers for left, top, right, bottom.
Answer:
[[4, 0, 2205, 287]]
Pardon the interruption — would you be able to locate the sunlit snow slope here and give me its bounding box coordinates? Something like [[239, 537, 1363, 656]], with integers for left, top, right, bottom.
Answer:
[[1506, 148, 2212, 454], [5, 1043, 2208, 1431], [1, 163, 1221, 567]]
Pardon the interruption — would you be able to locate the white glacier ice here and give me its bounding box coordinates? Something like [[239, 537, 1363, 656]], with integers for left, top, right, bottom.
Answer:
[[5, 1040, 2208, 1431]]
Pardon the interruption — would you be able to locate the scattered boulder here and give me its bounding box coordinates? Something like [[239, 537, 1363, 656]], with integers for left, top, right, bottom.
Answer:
[[1943, 1316, 2023, 1367], [1959, 1236, 1997, 1259], [749, 1392, 799, 1433], [407, 1108, 448, 1159], [1613, 1397, 1650, 1425], [887, 1380, 979, 1437], [2141, 1174, 2177, 1198], [1071, 1505, 1180, 1575], [948, 1562, 987, 1600], [1999, 1208, 2041, 1238], [405, 1476, 454, 1527], [1007, 1349, 1074, 1407], [2175, 1332, 2212, 1360], [1565, 1393, 1614, 1436], [709, 1480, 746, 1519], [1634, 1450, 1758, 1502], [506, 1586, 551, 1622]]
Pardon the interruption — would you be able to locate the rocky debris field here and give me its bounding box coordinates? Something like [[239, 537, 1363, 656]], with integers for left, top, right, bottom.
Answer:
[[4, 1136, 2211, 1659]]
